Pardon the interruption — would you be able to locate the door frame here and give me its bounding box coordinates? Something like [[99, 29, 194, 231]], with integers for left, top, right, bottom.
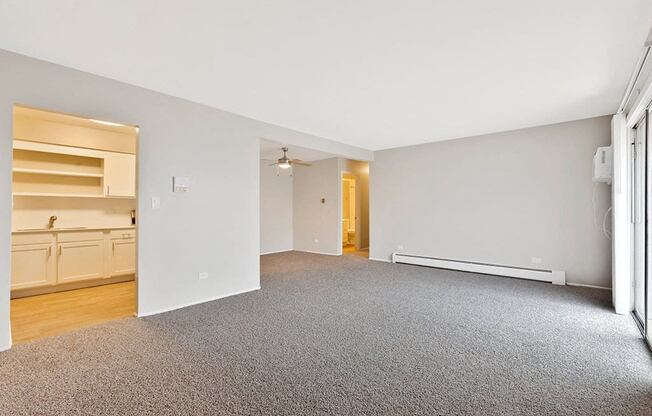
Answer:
[[7, 104, 140, 347]]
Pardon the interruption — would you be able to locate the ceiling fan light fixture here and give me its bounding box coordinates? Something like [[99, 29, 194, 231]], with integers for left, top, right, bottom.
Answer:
[[278, 161, 291, 169]]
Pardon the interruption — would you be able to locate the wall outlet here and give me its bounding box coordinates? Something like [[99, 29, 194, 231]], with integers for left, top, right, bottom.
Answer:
[[531, 257, 542, 264], [199, 272, 209, 280], [397, 245, 404, 251], [151, 196, 161, 209]]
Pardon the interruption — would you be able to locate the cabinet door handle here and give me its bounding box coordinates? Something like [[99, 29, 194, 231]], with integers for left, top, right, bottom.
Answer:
[[58, 245, 62, 256], [47, 246, 52, 257], [106, 185, 110, 195], [112, 242, 116, 252]]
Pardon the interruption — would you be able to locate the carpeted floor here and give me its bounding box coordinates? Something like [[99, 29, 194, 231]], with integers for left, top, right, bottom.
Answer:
[[0, 251, 650, 415]]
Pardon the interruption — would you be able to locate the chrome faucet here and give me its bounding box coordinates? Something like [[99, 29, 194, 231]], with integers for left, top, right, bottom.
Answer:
[[48, 216, 58, 229]]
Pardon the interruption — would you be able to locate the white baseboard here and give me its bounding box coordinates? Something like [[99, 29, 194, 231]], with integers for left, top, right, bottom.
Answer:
[[392, 253, 566, 285], [295, 249, 340, 256], [260, 249, 292, 255], [137, 286, 260, 317], [369, 257, 391, 263], [566, 282, 612, 291]]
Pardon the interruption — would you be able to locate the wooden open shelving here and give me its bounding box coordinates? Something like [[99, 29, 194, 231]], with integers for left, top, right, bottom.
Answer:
[[12, 192, 134, 199], [12, 145, 105, 199], [12, 168, 104, 178]]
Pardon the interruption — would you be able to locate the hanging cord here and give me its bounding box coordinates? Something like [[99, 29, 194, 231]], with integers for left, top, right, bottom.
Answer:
[[602, 206, 612, 240], [592, 182, 612, 240]]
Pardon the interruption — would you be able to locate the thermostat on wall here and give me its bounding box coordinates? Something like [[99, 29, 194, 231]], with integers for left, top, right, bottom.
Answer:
[[173, 176, 190, 193]]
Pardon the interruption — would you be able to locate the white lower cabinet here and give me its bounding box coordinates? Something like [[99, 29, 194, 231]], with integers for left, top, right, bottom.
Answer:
[[57, 240, 105, 283], [11, 228, 135, 291], [11, 241, 56, 290], [110, 234, 136, 276]]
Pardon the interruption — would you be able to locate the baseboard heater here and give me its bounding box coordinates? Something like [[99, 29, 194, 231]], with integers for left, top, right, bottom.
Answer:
[[391, 253, 566, 285]]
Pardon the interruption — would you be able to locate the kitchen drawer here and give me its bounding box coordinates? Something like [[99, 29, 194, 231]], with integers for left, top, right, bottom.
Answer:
[[57, 230, 104, 243], [12, 232, 55, 246], [110, 229, 135, 240]]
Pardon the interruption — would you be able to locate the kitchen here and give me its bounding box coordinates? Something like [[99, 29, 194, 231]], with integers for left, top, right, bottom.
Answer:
[[10, 105, 137, 343]]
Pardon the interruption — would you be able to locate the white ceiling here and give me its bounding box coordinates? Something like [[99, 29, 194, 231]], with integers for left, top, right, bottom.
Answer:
[[260, 139, 335, 162], [0, 1, 650, 150]]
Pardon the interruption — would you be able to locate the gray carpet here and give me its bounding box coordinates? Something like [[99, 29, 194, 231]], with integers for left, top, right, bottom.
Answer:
[[0, 251, 650, 415]]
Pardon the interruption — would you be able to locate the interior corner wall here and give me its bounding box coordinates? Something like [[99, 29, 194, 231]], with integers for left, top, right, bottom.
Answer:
[[260, 161, 293, 254], [370, 116, 613, 287], [0, 49, 359, 351], [293, 158, 341, 255], [341, 159, 370, 249]]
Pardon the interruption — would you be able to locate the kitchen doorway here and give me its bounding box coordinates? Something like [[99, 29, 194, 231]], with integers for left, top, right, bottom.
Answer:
[[9, 105, 138, 344]]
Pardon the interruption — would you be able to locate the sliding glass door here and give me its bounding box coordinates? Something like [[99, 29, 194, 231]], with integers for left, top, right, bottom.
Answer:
[[647, 113, 652, 346], [632, 110, 651, 346], [633, 117, 646, 326]]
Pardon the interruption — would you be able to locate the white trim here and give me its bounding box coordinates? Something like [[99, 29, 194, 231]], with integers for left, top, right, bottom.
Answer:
[[260, 249, 292, 255], [392, 253, 566, 285], [369, 257, 391, 263], [1, 307, 13, 352], [567, 282, 612, 291], [619, 47, 650, 113], [294, 249, 340, 256], [627, 69, 652, 128], [137, 286, 260, 317], [611, 114, 632, 314]]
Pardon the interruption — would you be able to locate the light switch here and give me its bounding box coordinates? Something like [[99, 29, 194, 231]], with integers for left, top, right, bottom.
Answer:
[[173, 176, 190, 193], [151, 197, 161, 209]]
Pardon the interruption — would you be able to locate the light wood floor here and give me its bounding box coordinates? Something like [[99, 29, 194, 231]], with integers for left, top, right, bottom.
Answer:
[[343, 245, 369, 258], [11, 281, 136, 344]]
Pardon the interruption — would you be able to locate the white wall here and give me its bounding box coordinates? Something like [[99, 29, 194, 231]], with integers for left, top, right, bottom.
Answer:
[[341, 159, 370, 249], [293, 158, 341, 255], [0, 50, 370, 351], [13, 197, 136, 230], [371, 116, 613, 287], [260, 161, 293, 254]]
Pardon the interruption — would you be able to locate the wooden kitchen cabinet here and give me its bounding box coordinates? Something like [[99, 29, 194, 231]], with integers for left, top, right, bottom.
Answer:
[[11, 241, 57, 290], [104, 153, 136, 197], [57, 239, 105, 284], [110, 238, 136, 276], [11, 229, 136, 293]]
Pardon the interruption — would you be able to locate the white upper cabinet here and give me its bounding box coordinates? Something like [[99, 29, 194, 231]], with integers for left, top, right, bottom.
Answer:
[[104, 153, 136, 198]]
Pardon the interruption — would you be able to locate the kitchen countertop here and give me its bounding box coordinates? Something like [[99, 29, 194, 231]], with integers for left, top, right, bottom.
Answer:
[[12, 225, 136, 234]]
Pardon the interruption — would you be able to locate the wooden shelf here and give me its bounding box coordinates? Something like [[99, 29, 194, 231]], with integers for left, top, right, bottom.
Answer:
[[13, 192, 134, 200], [12, 168, 104, 178]]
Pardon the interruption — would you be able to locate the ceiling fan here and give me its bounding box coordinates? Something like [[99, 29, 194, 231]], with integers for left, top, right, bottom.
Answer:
[[268, 147, 311, 174]]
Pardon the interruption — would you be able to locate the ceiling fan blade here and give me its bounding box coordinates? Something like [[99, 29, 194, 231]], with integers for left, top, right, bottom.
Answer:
[[268, 162, 279, 166], [292, 161, 312, 166]]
